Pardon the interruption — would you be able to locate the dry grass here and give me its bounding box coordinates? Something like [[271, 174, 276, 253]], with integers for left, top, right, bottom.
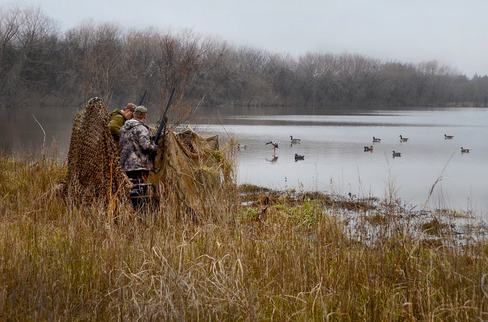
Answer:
[[1, 156, 488, 320]]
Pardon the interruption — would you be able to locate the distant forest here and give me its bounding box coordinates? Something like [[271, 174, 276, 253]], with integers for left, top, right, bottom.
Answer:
[[1, 5, 488, 112]]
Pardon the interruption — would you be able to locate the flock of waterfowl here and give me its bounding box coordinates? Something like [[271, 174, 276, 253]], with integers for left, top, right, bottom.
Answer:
[[364, 134, 471, 157], [241, 132, 471, 163], [262, 135, 305, 162]]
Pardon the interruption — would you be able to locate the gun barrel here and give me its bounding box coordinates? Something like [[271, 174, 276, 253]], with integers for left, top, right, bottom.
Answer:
[[154, 88, 175, 145], [138, 89, 147, 105]]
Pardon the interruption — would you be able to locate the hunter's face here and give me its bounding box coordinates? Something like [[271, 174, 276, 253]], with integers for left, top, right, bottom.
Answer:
[[124, 109, 133, 119]]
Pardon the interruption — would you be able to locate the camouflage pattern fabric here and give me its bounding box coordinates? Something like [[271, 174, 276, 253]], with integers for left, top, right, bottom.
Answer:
[[148, 127, 237, 221], [66, 97, 236, 221], [66, 97, 131, 206], [119, 119, 158, 172]]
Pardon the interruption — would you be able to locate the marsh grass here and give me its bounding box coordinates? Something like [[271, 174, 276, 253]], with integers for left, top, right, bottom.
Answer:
[[1, 156, 488, 320]]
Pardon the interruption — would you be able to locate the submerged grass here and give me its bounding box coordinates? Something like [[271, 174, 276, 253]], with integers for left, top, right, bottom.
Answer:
[[1, 156, 488, 320]]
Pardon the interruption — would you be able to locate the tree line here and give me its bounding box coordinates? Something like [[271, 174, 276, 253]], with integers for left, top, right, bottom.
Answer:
[[1, 5, 488, 113]]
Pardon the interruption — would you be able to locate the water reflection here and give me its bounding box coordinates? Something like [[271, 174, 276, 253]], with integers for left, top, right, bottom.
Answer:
[[1, 106, 487, 213], [0, 107, 78, 158], [194, 108, 488, 213]]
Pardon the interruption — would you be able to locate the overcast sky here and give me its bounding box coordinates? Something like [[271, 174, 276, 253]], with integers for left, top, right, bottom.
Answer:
[[4, 0, 487, 77]]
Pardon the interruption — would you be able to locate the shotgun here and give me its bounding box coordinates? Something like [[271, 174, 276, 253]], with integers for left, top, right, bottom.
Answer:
[[138, 89, 147, 105], [153, 87, 175, 146]]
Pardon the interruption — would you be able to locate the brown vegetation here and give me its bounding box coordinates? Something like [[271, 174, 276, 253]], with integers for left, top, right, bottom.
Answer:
[[2, 4, 488, 320], [1, 154, 488, 320]]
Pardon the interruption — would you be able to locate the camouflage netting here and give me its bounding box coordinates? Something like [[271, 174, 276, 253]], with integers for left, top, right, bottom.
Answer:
[[66, 97, 131, 206], [149, 126, 237, 221], [66, 97, 237, 220]]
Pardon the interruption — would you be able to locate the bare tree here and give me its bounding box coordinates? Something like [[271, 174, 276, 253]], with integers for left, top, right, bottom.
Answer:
[[0, 4, 21, 97], [0, 5, 58, 104], [1, 4, 485, 111], [62, 22, 122, 105]]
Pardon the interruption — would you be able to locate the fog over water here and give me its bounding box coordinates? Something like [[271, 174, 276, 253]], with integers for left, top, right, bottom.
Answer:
[[1, 106, 487, 214]]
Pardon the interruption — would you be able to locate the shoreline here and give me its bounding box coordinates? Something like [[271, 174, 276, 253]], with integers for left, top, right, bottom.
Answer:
[[238, 183, 486, 245]]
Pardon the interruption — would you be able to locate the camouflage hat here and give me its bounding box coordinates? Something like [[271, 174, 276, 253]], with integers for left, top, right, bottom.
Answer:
[[134, 105, 148, 116], [125, 103, 136, 112]]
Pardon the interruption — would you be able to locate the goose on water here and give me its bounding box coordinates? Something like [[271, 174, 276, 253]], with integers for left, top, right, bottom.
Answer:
[[399, 135, 409, 142], [444, 134, 454, 139], [372, 136, 381, 143], [392, 150, 402, 157], [460, 147, 471, 153], [290, 136, 301, 144], [266, 141, 279, 156], [294, 153, 305, 161], [266, 141, 279, 149], [364, 146, 373, 152]]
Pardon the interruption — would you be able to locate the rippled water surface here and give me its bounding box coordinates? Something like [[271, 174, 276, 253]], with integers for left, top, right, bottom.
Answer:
[[194, 108, 488, 212], [2, 107, 487, 212]]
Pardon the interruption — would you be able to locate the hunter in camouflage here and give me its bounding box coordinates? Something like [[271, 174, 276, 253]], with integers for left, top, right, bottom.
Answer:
[[119, 106, 158, 176]]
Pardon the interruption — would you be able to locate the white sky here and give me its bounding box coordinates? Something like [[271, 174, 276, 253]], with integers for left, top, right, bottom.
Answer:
[[4, 0, 488, 77]]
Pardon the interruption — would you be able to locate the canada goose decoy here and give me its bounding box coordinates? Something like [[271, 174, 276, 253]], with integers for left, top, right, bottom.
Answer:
[[266, 141, 279, 149], [460, 147, 471, 153], [294, 153, 305, 161], [392, 150, 402, 157], [399, 135, 409, 142], [364, 146, 373, 152], [266, 141, 279, 157], [237, 143, 247, 150], [444, 134, 454, 139], [290, 136, 301, 144], [372, 136, 381, 143]]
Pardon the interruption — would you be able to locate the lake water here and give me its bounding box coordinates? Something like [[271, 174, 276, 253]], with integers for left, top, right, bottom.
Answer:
[[192, 108, 488, 213], [1, 107, 487, 213]]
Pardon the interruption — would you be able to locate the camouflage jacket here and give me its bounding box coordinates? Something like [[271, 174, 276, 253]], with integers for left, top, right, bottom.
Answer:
[[108, 109, 128, 144], [119, 119, 158, 172]]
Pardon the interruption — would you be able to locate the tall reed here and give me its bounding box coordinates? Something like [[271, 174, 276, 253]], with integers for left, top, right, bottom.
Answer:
[[0, 156, 487, 320]]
